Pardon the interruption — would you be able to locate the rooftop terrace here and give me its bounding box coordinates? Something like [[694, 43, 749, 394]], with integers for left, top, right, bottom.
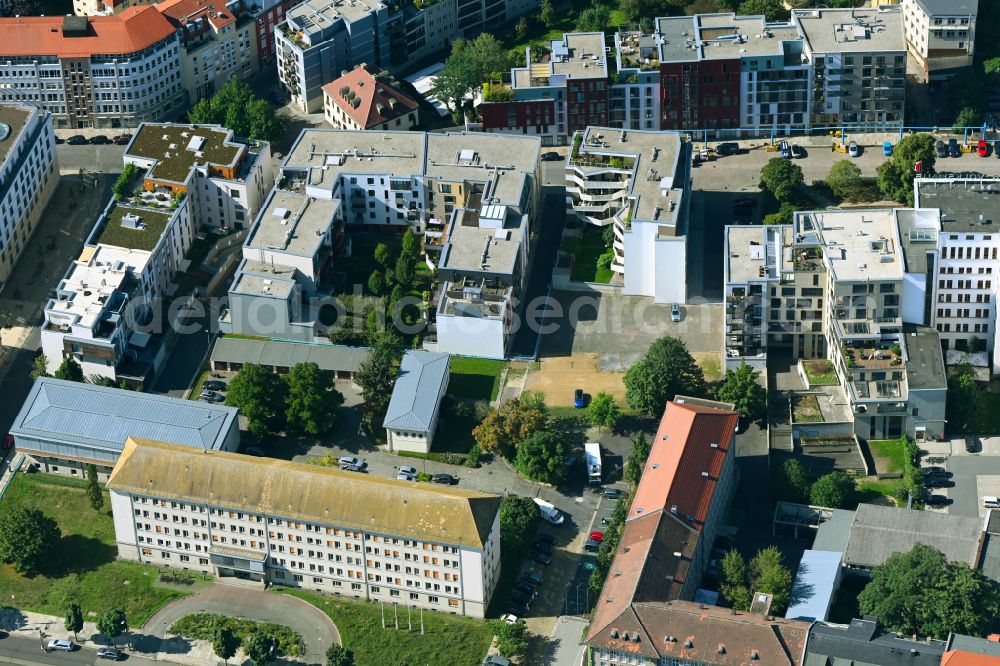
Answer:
[[795, 209, 902, 282], [726, 224, 786, 283], [94, 203, 174, 252], [45, 245, 144, 331], [0, 104, 31, 168], [284, 0, 386, 39], [127, 123, 244, 184]]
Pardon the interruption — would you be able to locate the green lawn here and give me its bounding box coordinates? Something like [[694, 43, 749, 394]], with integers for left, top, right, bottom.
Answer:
[[568, 230, 613, 284], [869, 439, 906, 475], [279, 589, 492, 666], [0, 474, 184, 624], [448, 357, 506, 401], [802, 359, 839, 386]]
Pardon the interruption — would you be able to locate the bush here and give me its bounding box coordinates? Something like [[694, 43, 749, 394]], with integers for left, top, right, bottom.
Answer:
[[597, 250, 614, 271], [169, 613, 303, 657], [465, 445, 482, 468]]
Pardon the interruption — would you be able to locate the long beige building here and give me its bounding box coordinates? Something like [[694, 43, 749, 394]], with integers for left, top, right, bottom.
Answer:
[[108, 438, 502, 617]]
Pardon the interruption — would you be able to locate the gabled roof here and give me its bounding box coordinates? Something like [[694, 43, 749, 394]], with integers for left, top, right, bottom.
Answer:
[[382, 351, 450, 432], [322, 64, 420, 130], [629, 399, 740, 529], [942, 651, 1000, 666], [157, 0, 238, 31], [10, 377, 237, 453], [587, 600, 809, 665], [0, 7, 176, 58], [108, 438, 501, 548]]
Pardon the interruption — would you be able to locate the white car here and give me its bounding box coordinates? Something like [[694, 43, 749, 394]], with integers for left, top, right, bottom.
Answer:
[[670, 304, 681, 322], [848, 141, 860, 157], [399, 465, 417, 476], [47, 639, 74, 652], [396, 472, 417, 482], [984, 496, 1000, 508]]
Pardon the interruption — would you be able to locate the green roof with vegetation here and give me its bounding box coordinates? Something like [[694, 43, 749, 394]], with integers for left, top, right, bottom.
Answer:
[[96, 205, 173, 252], [128, 124, 242, 184]]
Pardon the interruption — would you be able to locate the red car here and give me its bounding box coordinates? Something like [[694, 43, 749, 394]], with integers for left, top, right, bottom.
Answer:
[[2, 434, 12, 450], [732, 197, 757, 208], [979, 139, 989, 157], [589, 531, 604, 542]]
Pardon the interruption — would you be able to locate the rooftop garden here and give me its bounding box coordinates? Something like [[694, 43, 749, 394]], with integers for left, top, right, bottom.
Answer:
[[803, 359, 839, 386], [482, 81, 515, 102], [791, 246, 824, 272], [130, 125, 241, 184], [96, 204, 174, 252], [570, 132, 637, 170], [842, 343, 902, 369], [792, 394, 824, 423]]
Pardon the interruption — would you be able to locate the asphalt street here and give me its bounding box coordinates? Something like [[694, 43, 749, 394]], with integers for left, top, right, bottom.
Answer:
[[0, 634, 158, 665]]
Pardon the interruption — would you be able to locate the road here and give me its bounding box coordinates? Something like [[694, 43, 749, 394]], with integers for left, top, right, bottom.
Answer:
[[0, 634, 159, 665]]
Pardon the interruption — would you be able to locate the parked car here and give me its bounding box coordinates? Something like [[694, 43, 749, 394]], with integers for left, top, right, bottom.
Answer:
[[790, 144, 804, 159], [504, 601, 528, 617], [199, 390, 224, 402], [604, 487, 625, 499], [923, 477, 953, 489], [484, 655, 512, 666], [338, 456, 367, 471], [671, 303, 681, 322], [925, 495, 949, 507], [732, 197, 756, 208], [779, 140, 792, 159], [535, 532, 556, 546], [515, 582, 537, 598], [97, 647, 126, 660], [399, 465, 417, 476], [848, 141, 860, 157], [716, 142, 740, 156], [244, 446, 266, 456], [589, 531, 604, 542], [500, 613, 519, 625], [948, 138, 960, 158], [432, 473, 457, 485], [984, 496, 1000, 509], [922, 466, 948, 476], [541, 151, 562, 161], [979, 139, 989, 157], [520, 571, 543, 585], [531, 550, 552, 565], [66, 134, 87, 145], [55, 136, 65, 144], [47, 639, 74, 652], [510, 589, 533, 607], [574, 388, 586, 408], [936, 140, 949, 158], [965, 436, 981, 453], [584, 539, 602, 552], [533, 540, 553, 555], [396, 472, 417, 481], [90, 135, 111, 145], [882, 141, 893, 156], [202, 380, 227, 391], [112, 133, 133, 145]]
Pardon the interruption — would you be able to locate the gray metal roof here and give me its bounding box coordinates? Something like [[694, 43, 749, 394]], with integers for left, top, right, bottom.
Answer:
[[843, 504, 982, 569], [10, 377, 238, 454], [913, 0, 978, 16], [382, 351, 449, 432], [211, 337, 370, 373], [812, 508, 855, 553], [946, 633, 1000, 657], [786, 550, 842, 622], [805, 619, 947, 666], [904, 325, 947, 391]]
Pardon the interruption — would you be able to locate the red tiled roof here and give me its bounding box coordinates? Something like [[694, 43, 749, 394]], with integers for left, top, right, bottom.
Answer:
[[630, 400, 739, 529], [157, 0, 237, 31], [0, 7, 176, 58], [588, 601, 809, 666], [321, 64, 419, 130], [943, 651, 1000, 666]]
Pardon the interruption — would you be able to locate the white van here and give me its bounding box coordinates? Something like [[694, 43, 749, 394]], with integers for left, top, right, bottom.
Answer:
[[983, 496, 1000, 509], [533, 497, 565, 525]]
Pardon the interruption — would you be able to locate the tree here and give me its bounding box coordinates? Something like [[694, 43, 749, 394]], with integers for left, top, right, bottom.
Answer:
[[759, 158, 803, 202], [624, 336, 706, 416], [187, 77, 285, 143], [763, 201, 797, 226], [623, 431, 651, 484], [401, 229, 419, 259], [97, 608, 127, 647], [367, 269, 384, 295], [514, 16, 530, 41], [225, 364, 289, 437], [737, 0, 787, 21], [858, 544, 1000, 638], [947, 361, 982, 433], [985, 57, 1000, 76], [826, 160, 864, 200], [86, 464, 103, 512], [31, 354, 49, 379], [750, 547, 793, 614], [772, 458, 810, 504], [284, 362, 343, 435], [355, 334, 402, 418], [809, 471, 857, 509], [212, 627, 240, 665], [720, 549, 751, 611], [0, 507, 60, 573], [514, 431, 569, 485], [394, 252, 415, 289], [243, 631, 274, 666], [54, 358, 84, 382], [430, 34, 509, 116], [575, 6, 610, 32], [953, 106, 981, 132], [539, 0, 555, 26], [326, 644, 355, 666], [715, 363, 767, 421], [588, 392, 621, 432], [499, 495, 539, 552], [876, 133, 936, 205], [64, 603, 83, 642], [3, 0, 40, 16], [473, 392, 549, 459], [491, 619, 528, 658], [374, 243, 391, 268]]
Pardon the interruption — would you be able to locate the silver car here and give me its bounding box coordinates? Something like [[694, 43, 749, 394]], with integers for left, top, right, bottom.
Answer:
[[670, 304, 681, 322], [47, 639, 74, 652]]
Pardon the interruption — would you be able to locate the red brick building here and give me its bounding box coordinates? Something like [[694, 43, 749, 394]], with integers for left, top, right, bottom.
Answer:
[[659, 58, 740, 131]]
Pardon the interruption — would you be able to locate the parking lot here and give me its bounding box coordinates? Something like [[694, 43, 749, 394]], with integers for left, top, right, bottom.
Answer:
[[917, 438, 1000, 518]]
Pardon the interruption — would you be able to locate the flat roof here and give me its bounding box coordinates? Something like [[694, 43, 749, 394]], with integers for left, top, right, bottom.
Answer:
[[285, 129, 426, 184], [245, 188, 340, 258], [811, 507, 855, 552], [211, 336, 370, 372], [903, 325, 947, 390], [109, 438, 501, 548], [806, 619, 946, 666], [698, 14, 801, 60], [794, 6, 905, 54], [231, 269, 295, 300], [843, 504, 982, 568], [127, 123, 244, 184], [726, 225, 772, 283], [914, 178, 1000, 234], [285, 0, 385, 32], [383, 351, 450, 431], [796, 209, 902, 281], [45, 246, 147, 329], [551, 32, 608, 79], [424, 132, 539, 207], [95, 204, 174, 252], [895, 208, 938, 275], [0, 104, 32, 168], [440, 209, 524, 275], [656, 16, 698, 63], [913, 0, 978, 16]]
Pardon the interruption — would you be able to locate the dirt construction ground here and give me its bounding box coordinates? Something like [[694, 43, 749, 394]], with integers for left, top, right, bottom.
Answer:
[[524, 354, 626, 407]]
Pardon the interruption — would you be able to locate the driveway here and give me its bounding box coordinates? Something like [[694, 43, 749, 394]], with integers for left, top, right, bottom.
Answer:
[[140, 585, 339, 665]]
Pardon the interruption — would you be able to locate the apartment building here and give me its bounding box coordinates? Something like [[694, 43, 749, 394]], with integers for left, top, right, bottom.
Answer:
[[478, 32, 610, 146], [565, 127, 690, 304], [241, 0, 285, 65], [796, 6, 906, 129], [322, 64, 420, 131], [72, 0, 157, 17], [901, 0, 977, 81], [276, 0, 391, 113], [108, 437, 502, 617], [156, 0, 259, 103], [402, 0, 537, 62], [10, 377, 239, 480], [0, 11, 187, 129], [0, 104, 58, 289]]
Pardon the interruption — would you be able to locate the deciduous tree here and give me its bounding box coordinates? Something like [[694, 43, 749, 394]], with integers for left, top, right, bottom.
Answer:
[[947, 361, 982, 434], [243, 631, 274, 666], [97, 608, 127, 647], [759, 158, 803, 202], [367, 269, 384, 296], [54, 358, 84, 382], [355, 333, 402, 418], [64, 604, 83, 642], [876, 133, 936, 204], [749, 546, 793, 614], [514, 431, 568, 485], [31, 354, 49, 380], [225, 364, 289, 437], [826, 160, 864, 200], [737, 0, 787, 21], [772, 458, 811, 504], [86, 464, 103, 512], [284, 362, 343, 435], [623, 431, 651, 484], [472, 392, 549, 459], [587, 391, 621, 432], [809, 471, 857, 509], [624, 336, 706, 416], [715, 363, 766, 421], [374, 243, 391, 268], [575, 6, 610, 32], [213, 627, 239, 665], [0, 507, 60, 574], [326, 644, 355, 666], [499, 495, 539, 552], [721, 549, 751, 611], [491, 619, 528, 657], [188, 77, 285, 143]]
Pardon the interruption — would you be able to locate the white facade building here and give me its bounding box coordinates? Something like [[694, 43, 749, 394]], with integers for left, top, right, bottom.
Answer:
[[901, 0, 977, 81], [0, 104, 58, 289], [108, 438, 502, 618]]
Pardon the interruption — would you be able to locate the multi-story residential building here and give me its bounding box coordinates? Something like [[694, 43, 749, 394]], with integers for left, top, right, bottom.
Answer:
[[72, 0, 157, 17], [243, 0, 285, 65], [901, 0, 977, 81], [156, 0, 259, 103], [401, 0, 537, 62], [565, 127, 690, 304], [276, 0, 391, 113], [10, 377, 239, 480], [0, 10, 187, 129], [0, 104, 58, 289], [123, 122, 273, 232], [322, 64, 420, 131], [221, 129, 540, 358], [796, 6, 906, 129], [108, 437, 502, 617], [478, 32, 610, 146]]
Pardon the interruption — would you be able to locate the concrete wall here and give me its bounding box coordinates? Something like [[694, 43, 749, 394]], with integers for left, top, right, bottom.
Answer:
[[386, 428, 430, 453]]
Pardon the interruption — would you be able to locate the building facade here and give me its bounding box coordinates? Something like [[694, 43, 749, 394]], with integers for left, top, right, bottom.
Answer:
[[321, 64, 420, 131], [901, 0, 977, 81], [401, 0, 537, 62], [0, 104, 58, 289], [0, 11, 187, 129], [108, 438, 502, 617], [383, 350, 449, 453]]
